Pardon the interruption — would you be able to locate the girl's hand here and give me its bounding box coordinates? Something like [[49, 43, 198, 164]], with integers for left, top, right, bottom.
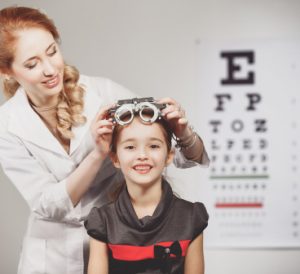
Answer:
[[90, 104, 115, 157], [157, 97, 192, 139]]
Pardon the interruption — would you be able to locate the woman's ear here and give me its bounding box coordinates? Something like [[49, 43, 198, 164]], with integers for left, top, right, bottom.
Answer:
[[165, 148, 175, 166], [110, 152, 120, 169]]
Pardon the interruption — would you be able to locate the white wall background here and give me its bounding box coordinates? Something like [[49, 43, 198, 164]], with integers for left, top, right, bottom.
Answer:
[[0, 0, 300, 273]]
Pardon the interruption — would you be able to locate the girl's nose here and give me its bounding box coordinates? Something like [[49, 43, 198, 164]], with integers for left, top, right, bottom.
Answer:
[[137, 147, 148, 160]]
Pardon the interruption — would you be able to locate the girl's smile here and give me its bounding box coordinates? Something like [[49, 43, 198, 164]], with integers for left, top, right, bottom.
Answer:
[[133, 163, 153, 174]]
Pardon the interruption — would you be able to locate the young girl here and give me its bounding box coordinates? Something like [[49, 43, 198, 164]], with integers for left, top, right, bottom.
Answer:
[[85, 98, 208, 274]]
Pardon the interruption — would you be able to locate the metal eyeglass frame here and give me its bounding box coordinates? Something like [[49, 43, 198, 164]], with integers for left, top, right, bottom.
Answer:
[[108, 97, 166, 126]]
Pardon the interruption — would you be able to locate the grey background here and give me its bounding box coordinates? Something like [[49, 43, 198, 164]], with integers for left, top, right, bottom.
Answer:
[[1, 0, 300, 273]]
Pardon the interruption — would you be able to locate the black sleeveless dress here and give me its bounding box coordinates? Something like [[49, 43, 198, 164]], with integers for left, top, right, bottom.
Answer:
[[85, 180, 208, 274]]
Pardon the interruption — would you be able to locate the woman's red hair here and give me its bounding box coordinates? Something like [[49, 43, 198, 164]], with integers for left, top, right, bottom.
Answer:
[[0, 6, 86, 139]]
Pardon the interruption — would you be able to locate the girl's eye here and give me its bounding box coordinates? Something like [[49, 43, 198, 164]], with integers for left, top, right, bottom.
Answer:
[[125, 145, 135, 150], [150, 144, 160, 149]]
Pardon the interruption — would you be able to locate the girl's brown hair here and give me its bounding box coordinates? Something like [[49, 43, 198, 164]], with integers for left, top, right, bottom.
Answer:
[[0, 6, 86, 139], [110, 115, 173, 154]]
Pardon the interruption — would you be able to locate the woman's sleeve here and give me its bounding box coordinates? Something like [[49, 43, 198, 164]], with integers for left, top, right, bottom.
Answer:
[[173, 144, 210, 168], [84, 207, 107, 242], [0, 131, 81, 222], [192, 202, 209, 240]]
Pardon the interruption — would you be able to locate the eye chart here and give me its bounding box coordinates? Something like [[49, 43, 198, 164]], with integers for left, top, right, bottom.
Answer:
[[194, 40, 300, 247]]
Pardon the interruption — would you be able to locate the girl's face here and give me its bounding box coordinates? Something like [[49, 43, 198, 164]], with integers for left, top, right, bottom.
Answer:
[[9, 28, 64, 107], [111, 118, 174, 188]]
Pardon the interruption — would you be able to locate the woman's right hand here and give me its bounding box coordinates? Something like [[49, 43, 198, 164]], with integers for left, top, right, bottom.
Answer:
[[90, 104, 115, 158]]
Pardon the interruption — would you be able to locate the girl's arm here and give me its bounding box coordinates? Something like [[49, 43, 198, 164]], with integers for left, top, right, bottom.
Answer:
[[88, 237, 109, 274], [184, 234, 205, 274]]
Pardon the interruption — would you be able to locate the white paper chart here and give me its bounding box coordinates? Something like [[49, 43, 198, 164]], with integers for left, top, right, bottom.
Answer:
[[194, 40, 300, 247]]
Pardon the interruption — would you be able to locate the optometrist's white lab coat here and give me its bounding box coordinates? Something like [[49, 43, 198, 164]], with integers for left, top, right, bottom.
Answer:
[[0, 75, 208, 274]]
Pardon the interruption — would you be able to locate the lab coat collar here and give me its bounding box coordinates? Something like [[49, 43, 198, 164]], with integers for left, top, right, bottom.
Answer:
[[7, 86, 99, 157]]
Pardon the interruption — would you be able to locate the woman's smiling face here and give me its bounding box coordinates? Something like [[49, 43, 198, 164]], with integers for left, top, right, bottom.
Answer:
[[10, 28, 64, 107]]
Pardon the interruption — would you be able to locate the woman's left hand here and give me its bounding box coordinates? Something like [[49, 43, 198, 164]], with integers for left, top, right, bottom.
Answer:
[[157, 97, 192, 139]]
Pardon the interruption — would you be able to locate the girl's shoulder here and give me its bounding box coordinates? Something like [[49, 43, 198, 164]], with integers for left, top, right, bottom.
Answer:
[[172, 196, 209, 227], [87, 201, 116, 219], [173, 196, 207, 212], [84, 202, 116, 242]]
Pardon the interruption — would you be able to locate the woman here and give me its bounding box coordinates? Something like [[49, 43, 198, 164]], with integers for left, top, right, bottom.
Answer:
[[0, 6, 209, 274]]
